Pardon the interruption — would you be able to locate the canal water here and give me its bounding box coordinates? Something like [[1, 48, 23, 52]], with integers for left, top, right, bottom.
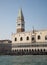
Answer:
[[0, 55, 47, 65]]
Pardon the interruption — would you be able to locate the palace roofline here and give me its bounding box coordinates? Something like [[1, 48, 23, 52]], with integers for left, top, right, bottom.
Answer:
[[12, 29, 47, 35]]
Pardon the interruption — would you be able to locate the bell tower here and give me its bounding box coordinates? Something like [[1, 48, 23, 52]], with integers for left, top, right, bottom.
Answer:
[[16, 8, 25, 33]]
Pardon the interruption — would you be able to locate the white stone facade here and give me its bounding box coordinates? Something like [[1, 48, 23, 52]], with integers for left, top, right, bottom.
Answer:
[[11, 30, 47, 44], [36, 30, 47, 43], [12, 32, 32, 43]]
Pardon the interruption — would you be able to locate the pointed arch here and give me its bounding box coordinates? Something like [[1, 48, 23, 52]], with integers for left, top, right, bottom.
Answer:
[[26, 36, 29, 40], [45, 35, 47, 40], [20, 37, 23, 41], [37, 35, 41, 40]]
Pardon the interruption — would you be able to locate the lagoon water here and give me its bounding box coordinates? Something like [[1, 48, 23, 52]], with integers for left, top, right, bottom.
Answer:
[[0, 55, 47, 65]]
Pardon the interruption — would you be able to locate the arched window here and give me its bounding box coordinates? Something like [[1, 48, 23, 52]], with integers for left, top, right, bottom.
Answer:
[[32, 37, 34, 41], [26, 36, 29, 40], [38, 49, 39, 51], [29, 49, 31, 52], [20, 37, 23, 41], [44, 49, 45, 52], [15, 38, 17, 41], [32, 49, 34, 52], [37, 35, 41, 40], [15, 50, 16, 52], [45, 35, 47, 40], [22, 49, 23, 52], [26, 49, 28, 52], [41, 49, 42, 52], [35, 49, 36, 51], [17, 49, 18, 52]]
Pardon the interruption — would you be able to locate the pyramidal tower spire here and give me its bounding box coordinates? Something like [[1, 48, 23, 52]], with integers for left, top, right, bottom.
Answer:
[[16, 8, 25, 33], [18, 8, 24, 20]]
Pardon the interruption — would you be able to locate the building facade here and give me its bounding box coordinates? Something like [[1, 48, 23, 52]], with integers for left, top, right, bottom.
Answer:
[[11, 8, 47, 44], [11, 9, 47, 55]]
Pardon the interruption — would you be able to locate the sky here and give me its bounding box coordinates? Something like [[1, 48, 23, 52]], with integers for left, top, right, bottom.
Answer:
[[0, 0, 47, 40]]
